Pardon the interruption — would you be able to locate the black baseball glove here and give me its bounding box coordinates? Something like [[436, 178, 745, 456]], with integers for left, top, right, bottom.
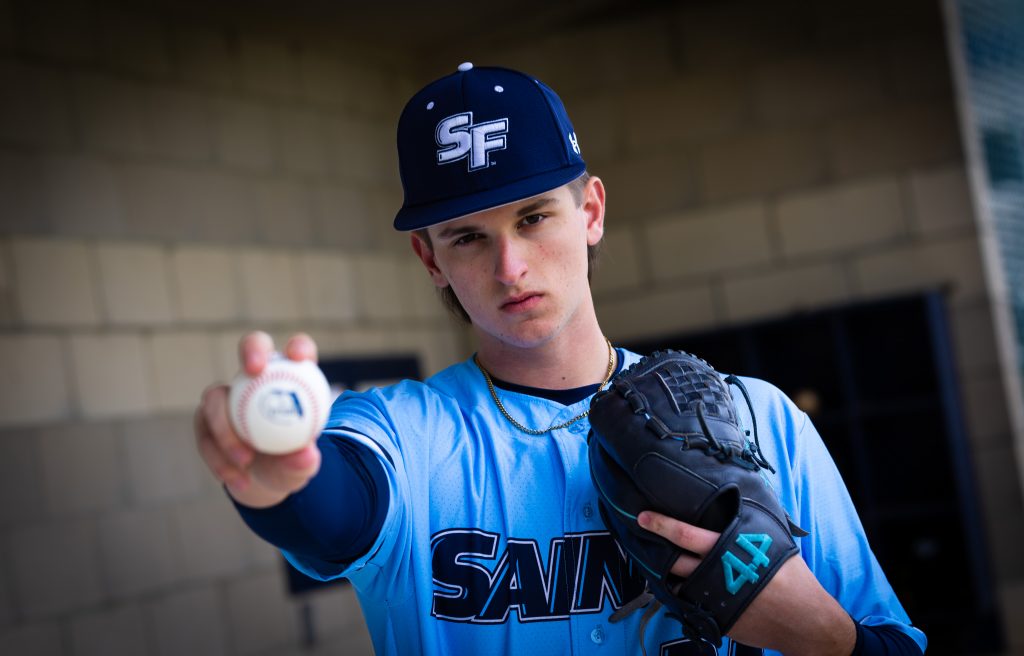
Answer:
[[588, 350, 807, 647]]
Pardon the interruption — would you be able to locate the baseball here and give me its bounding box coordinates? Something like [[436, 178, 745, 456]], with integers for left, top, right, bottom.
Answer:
[[229, 355, 332, 455]]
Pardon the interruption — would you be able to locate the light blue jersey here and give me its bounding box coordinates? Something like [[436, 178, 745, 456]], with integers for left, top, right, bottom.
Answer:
[[285, 350, 926, 655]]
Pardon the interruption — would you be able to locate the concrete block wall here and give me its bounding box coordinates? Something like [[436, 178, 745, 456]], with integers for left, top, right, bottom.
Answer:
[[0, 2, 464, 654], [436, 0, 1023, 648]]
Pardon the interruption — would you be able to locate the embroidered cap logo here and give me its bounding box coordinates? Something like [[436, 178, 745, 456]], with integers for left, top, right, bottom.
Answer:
[[435, 111, 509, 171]]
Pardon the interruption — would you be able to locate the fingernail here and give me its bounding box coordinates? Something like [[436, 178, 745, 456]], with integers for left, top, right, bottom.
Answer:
[[637, 512, 650, 527], [245, 351, 261, 373]]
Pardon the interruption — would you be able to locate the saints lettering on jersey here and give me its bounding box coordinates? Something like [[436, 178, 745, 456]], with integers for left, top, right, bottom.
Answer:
[[430, 529, 647, 623]]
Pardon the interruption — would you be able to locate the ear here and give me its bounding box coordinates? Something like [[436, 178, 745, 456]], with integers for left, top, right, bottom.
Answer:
[[582, 176, 606, 246], [410, 232, 451, 288]]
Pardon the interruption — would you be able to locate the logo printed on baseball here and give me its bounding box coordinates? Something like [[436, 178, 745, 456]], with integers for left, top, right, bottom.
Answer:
[[229, 356, 331, 454]]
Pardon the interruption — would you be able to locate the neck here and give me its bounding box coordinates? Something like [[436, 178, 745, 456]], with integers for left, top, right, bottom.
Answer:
[[473, 313, 611, 390]]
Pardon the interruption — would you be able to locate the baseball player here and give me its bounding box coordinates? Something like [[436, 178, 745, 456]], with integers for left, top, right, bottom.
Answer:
[[195, 64, 927, 655]]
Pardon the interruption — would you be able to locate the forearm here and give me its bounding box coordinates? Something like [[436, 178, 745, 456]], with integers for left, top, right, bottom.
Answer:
[[231, 434, 389, 562], [729, 557, 856, 656]]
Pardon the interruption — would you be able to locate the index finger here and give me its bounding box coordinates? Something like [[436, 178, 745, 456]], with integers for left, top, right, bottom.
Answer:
[[238, 331, 275, 376], [638, 511, 720, 557]]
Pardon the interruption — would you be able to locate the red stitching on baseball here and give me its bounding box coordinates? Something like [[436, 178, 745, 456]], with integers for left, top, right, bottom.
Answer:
[[235, 366, 324, 448]]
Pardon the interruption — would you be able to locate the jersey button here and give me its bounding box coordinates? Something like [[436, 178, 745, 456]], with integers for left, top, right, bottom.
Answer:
[[590, 626, 605, 644], [583, 503, 594, 519], [569, 422, 587, 434]]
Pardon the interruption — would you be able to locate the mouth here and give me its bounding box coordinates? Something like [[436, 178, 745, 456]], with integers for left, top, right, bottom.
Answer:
[[501, 292, 543, 313]]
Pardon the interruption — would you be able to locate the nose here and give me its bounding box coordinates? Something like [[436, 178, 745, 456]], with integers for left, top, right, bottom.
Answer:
[[494, 235, 528, 286]]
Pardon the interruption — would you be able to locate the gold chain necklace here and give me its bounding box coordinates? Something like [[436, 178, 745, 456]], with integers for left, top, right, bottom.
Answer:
[[475, 338, 616, 435]]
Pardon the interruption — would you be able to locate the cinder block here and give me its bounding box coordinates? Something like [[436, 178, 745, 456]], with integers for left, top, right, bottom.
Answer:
[[117, 163, 195, 241], [699, 129, 828, 204], [241, 527, 281, 569], [251, 179, 314, 247], [853, 236, 986, 306], [0, 556, 12, 628], [98, 510, 180, 599], [146, 86, 214, 162], [622, 74, 746, 151], [41, 156, 125, 237], [0, 428, 46, 525], [645, 202, 772, 281], [70, 334, 154, 418], [0, 0, 14, 49], [723, 263, 850, 323], [310, 184, 374, 249], [949, 302, 1000, 374], [961, 373, 1012, 450], [595, 152, 698, 221], [172, 496, 252, 581], [0, 335, 72, 426], [592, 227, 644, 296], [402, 258, 446, 321], [100, 10, 170, 77], [189, 170, 257, 244], [353, 253, 405, 321], [149, 332, 217, 412], [74, 73, 150, 156], [238, 249, 305, 322], [299, 252, 358, 322], [421, 326, 469, 378], [881, 33, 954, 102], [147, 586, 227, 656], [11, 519, 104, 618], [12, 238, 100, 326], [18, 0, 97, 63], [753, 51, 885, 127], [238, 36, 295, 98], [597, 284, 716, 342], [96, 242, 175, 324], [908, 165, 974, 235], [325, 116, 391, 185], [224, 570, 299, 655], [172, 25, 236, 90], [777, 178, 906, 257], [564, 93, 617, 165], [39, 422, 122, 516], [212, 330, 245, 382], [298, 52, 352, 109], [827, 104, 962, 178], [122, 415, 207, 505], [277, 108, 328, 177], [170, 245, 241, 323], [0, 622, 62, 655], [212, 97, 275, 171], [71, 604, 148, 656], [0, 60, 73, 147], [0, 151, 48, 234]]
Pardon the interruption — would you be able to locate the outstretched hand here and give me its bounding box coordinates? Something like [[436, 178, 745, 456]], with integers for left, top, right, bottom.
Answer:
[[638, 511, 856, 656], [194, 331, 323, 509]]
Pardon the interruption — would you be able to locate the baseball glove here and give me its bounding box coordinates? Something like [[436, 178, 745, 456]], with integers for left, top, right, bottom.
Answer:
[[588, 350, 807, 647]]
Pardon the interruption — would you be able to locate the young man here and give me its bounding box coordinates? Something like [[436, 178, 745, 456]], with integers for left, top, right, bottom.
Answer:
[[195, 64, 927, 655]]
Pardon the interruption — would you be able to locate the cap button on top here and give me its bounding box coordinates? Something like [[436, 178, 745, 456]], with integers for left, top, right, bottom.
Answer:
[[457, 62, 473, 72]]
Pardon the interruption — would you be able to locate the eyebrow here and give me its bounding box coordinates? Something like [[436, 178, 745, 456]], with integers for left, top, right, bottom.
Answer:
[[436, 196, 560, 240]]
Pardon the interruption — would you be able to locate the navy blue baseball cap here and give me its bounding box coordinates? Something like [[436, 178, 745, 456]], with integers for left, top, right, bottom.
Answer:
[[393, 62, 587, 231]]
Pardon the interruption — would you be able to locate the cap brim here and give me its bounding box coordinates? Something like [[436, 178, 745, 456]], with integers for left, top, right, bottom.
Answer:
[[393, 163, 586, 232]]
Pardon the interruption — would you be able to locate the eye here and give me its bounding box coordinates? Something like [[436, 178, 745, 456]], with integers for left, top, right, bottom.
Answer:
[[519, 213, 547, 228], [452, 233, 482, 247]]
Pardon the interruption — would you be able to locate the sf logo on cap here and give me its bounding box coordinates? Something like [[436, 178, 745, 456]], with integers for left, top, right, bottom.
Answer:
[[435, 112, 508, 171]]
